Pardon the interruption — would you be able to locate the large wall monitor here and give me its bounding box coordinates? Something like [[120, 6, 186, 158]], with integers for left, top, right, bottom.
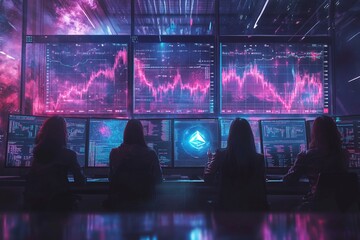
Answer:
[[133, 42, 216, 115], [220, 43, 329, 114]]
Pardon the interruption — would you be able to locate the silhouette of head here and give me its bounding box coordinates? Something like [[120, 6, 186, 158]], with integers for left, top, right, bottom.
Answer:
[[227, 118, 256, 154], [310, 115, 342, 152], [35, 116, 67, 147], [123, 119, 146, 147]]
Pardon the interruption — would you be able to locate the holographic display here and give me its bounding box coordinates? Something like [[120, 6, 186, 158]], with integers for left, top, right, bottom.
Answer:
[[134, 0, 215, 35], [174, 119, 218, 167], [220, 119, 262, 153], [335, 117, 360, 168], [221, 43, 329, 114], [134, 42, 215, 114], [6, 115, 87, 167], [261, 119, 307, 168], [88, 118, 128, 167], [27, 0, 131, 35], [25, 42, 128, 116], [140, 119, 172, 167]]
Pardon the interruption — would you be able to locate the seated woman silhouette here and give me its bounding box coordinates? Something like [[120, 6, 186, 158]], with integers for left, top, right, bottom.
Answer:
[[283, 115, 349, 209], [24, 116, 86, 211], [106, 119, 163, 210], [204, 118, 268, 211]]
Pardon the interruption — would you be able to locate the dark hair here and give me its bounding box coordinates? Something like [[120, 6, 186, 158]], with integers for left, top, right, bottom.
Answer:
[[224, 118, 257, 175], [33, 116, 68, 163], [310, 115, 342, 153], [123, 119, 147, 147]]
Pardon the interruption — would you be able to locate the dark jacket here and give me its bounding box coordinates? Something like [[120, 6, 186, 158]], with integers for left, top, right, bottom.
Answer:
[[24, 148, 86, 210], [108, 143, 163, 202], [204, 149, 268, 211], [283, 148, 349, 194]]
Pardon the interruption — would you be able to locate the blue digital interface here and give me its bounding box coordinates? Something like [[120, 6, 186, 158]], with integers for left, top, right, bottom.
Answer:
[[335, 116, 360, 168], [88, 119, 128, 167], [140, 119, 172, 167], [6, 115, 87, 167], [220, 119, 262, 153], [174, 119, 218, 167], [261, 119, 307, 168]]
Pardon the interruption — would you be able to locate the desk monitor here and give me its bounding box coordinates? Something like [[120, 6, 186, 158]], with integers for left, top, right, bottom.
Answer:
[[335, 116, 360, 167], [174, 119, 218, 167], [88, 118, 128, 167], [260, 119, 307, 168], [6, 115, 87, 167], [140, 119, 172, 167], [220, 118, 262, 153]]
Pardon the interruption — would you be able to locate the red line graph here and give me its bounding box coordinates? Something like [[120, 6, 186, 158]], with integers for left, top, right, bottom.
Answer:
[[134, 57, 211, 111], [49, 49, 127, 111], [222, 64, 323, 112]]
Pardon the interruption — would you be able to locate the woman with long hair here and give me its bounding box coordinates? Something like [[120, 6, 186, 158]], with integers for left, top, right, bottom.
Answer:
[[106, 119, 163, 210], [283, 115, 349, 195], [24, 116, 86, 211], [204, 118, 268, 211]]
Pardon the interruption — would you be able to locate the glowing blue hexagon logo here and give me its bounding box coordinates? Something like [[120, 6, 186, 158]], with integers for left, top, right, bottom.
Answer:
[[189, 130, 206, 150]]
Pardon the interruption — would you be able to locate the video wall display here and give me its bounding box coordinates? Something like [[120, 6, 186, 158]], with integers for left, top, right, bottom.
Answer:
[[26, 0, 131, 35], [174, 119, 218, 167], [221, 43, 329, 114], [335, 116, 360, 167], [0, 0, 23, 163], [134, 42, 215, 114], [25, 42, 128, 116], [6, 115, 87, 167], [260, 119, 307, 168], [134, 0, 215, 35]]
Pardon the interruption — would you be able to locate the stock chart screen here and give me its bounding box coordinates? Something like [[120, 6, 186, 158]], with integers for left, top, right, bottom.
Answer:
[[261, 119, 307, 168], [220, 119, 262, 153], [140, 119, 172, 167], [335, 117, 360, 167], [134, 42, 216, 114], [174, 119, 218, 167], [88, 119, 128, 167], [221, 43, 329, 114], [6, 115, 87, 167], [25, 42, 128, 116]]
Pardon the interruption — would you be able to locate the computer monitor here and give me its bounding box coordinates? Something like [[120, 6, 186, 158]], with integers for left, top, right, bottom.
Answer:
[[220, 43, 330, 114], [335, 116, 360, 167], [140, 119, 172, 167], [25, 42, 128, 116], [260, 119, 307, 168], [87, 118, 128, 167], [174, 119, 219, 167], [6, 115, 87, 167], [220, 118, 262, 153], [133, 42, 216, 114]]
